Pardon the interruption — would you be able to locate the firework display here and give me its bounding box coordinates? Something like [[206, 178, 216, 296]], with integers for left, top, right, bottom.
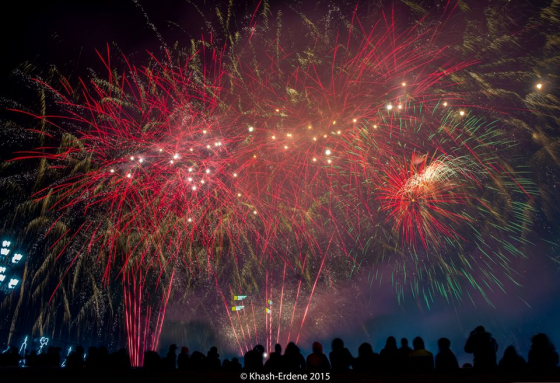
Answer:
[[0, 0, 558, 366]]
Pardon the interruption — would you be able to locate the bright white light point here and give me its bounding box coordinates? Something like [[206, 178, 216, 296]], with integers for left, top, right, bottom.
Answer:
[[207, 145, 211, 149], [188, 218, 192, 222], [110, 169, 115, 173], [248, 126, 254, 132], [275, 108, 280, 112], [337, 131, 341, 135], [323, 135, 327, 138], [325, 149, 332, 155], [190, 148, 193, 151], [312, 158, 317, 162], [387, 104, 393, 110], [332, 121, 336, 125], [308, 125, 312, 129], [272, 136, 276, 140], [215, 142, 219, 146], [130, 156, 135, 161], [159, 149, 163, 152], [188, 168, 193, 172], [459, 111, 465, 116], [127, 173, 132, 178], [313, 137, 317, 141], [443, 102, 448, 106], [139, 158, 144, 163], [373, 125, 378, 129], [206, 169, 210, 174], [263, 352, 268, 358], [398, 104, 403, 109], [253, 210, 257, 215], [203, 130, 207, 134], [353, 118, 357, 123], [402, 82, 406, 86], [170, 160, 174, 164], [188, 177, 192, 182], [233, 173, 238, 177], [327, 159, 332, 164], [238, 193, 241, 197], [173, 154, 179, 159], [192, 186, 197, 191], [536, 83, 542, 89], [284, 145, 288, 149], [201, 180, 205, 184]]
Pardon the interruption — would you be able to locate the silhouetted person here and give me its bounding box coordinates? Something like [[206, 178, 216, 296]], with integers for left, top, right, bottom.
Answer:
[[85, 346, 99, 369], [177, 346, 189, 370], [66, 346, 84, 369], [230, 357, 243, 372], [161, 344, 177, 370], [206, 346, 221, 370], [143, 350, 162, 370], [244, 344, 265, 372], [283, 342, 305, 372], [464, 326, 498, 372], [398, 338, 412, 372], [409, 337, 434, 373], [264, 344, 283, 373], [380, 336, 399, 373], [189, 350, 206, 371], [435, 338, 458, 374], [528, 333, 559, 374], [499, 345, 526, 374], [353, 342, 380, 373], [329, 338, 353, 372], [307, 341, 330, 372]]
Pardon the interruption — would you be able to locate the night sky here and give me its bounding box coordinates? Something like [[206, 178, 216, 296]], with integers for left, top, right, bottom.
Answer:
[[1, 0, 559, 366]]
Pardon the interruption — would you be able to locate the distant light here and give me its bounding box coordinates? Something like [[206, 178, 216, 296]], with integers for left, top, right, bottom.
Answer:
[[312, 158, 317, 162], [2, 241, 10, 248], [130, 156, 135, 161], [284, 145, 288, 149], [233, 173, 238, 177], [188, 218, 192, 223], [253, 210, 257, 215], [1, 248, 9, 256], [0, 267, 6, 273], [248, 126, 254, 132], [332, 121, 336, 125], [126, 173, 132, 178], [159, 148, 163, 152], [275, 108, 280, 112], [337, 131, 341, 134], [308, 125, 312, 129], [536, 83, 542, 90], [173, 154, 179, 160], [237, 193, 241, 197], [203, 130, 207, 134], [323, 135, 327, 138], [201, 180, 205, 184], [170, 160, 174, 164], [263, 352, 268, 358], [188, 168, 193, 172], [0, 275, 5, 282], [12, 253, 23, 264], [8, 279, 18, 289], [207, 145, 211, 149], [373, 125, 378, 129], [139, 158, 144, 163], [271, 136, 276, 140], [459, 111, 465, 116], [325, 149, 332, 155], [327, 159, 332, 164], [206, 169, 211, 174], [443, 102, 448, 107], [387, 104, 393, 110], [188, 177, 193, 182], [352, 118, 357, 123], [313, 137, 317, 141], [402, 82, 406, 86], [253, 154, 257, 158], [190, 148, 194, 151], [110, 169, 115, 173], [398, 104, 403, 109], [192, 186, 197, 191]]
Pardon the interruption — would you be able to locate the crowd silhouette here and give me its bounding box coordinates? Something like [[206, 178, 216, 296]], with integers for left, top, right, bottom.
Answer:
[[0, 326, 558, 379]]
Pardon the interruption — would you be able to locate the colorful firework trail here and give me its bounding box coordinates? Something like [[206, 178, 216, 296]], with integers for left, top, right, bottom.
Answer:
[[3, 0, 543, 362]]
